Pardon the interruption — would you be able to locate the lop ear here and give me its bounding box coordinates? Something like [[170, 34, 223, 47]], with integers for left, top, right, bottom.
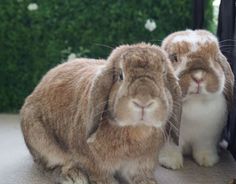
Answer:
[[217, 54, 234, 110], [86, 64, 114, 140], [166, 62, 182, 145]]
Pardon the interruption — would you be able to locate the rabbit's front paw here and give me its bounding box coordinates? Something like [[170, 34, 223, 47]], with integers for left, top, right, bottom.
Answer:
[[158, 143, 183, 170], [193, 150, 219, 167], [90, 177, 119, 184], [61, 167, 89, 184], [138, 179, 157, 184], [132, 177, 158, 184], [90, 180, 119, 184]]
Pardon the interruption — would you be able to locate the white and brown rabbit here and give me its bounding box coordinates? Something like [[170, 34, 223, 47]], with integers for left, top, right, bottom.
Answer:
[[158, 29, 234, 169], [20, 43, 182, 184]]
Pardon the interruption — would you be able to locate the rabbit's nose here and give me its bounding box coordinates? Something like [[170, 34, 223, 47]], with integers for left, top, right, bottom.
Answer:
[[132, 99, 154, 109], [191, 70, 204, 84]]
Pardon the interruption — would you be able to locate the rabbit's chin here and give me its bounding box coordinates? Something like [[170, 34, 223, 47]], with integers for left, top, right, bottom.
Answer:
[[112, 118, 164, 129]]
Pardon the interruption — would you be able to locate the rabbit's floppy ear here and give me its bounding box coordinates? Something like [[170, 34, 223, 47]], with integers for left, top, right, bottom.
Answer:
[[166, 62, 182, 145], [217, 54, 234, 110], [86, 64, 114, 140]]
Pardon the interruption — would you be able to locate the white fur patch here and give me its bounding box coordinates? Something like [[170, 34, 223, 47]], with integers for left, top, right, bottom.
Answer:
[[182, 94, 227, 124], [95, 65, 106, 76], [192, 70, 204, 81], [86, 132, 97, 143], [193, 150, 219, 167], [180, 93, 227, 166], [158, 142, 183, 170]]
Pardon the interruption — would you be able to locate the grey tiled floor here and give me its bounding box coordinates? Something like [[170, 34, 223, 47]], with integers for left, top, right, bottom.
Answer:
[[0, 114, 235, 184]]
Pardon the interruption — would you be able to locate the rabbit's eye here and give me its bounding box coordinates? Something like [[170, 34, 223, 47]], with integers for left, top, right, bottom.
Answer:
[[169, 53, 178, 63], [119, 71, 123, 81]]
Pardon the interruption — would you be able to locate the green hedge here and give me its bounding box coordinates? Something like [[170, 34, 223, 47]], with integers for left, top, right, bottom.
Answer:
[[0, 0, 213, 112]]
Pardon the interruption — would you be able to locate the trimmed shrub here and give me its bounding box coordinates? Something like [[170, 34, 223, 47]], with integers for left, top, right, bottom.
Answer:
[[0, 0, 213, 112]]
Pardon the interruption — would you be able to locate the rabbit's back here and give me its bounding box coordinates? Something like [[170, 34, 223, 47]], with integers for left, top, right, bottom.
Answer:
[[21, 58, 106, 149]]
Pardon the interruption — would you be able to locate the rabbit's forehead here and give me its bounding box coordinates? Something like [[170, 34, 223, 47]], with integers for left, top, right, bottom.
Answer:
[[167, 30, 219, 57], [119, 49, 165, 71], [171, 30, 217, 45]]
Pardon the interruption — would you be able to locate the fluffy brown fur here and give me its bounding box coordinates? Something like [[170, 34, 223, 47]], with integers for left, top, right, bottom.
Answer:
[[21, 43, 182, 184]]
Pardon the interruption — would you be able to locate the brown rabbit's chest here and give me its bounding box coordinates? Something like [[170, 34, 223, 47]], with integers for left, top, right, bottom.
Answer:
[[88, 123, 163, 166]]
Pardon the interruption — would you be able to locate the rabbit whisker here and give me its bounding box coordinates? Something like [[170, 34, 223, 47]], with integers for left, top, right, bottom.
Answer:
[[219, 39, 236, 43], [160, 127, 168, 142], [93, 43, 114, 49], [219, 44, 236, 48]]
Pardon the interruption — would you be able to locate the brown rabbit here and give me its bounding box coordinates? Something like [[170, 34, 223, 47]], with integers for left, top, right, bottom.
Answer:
[[158, 30, 234, 169], [20, 43, 182, 184]]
